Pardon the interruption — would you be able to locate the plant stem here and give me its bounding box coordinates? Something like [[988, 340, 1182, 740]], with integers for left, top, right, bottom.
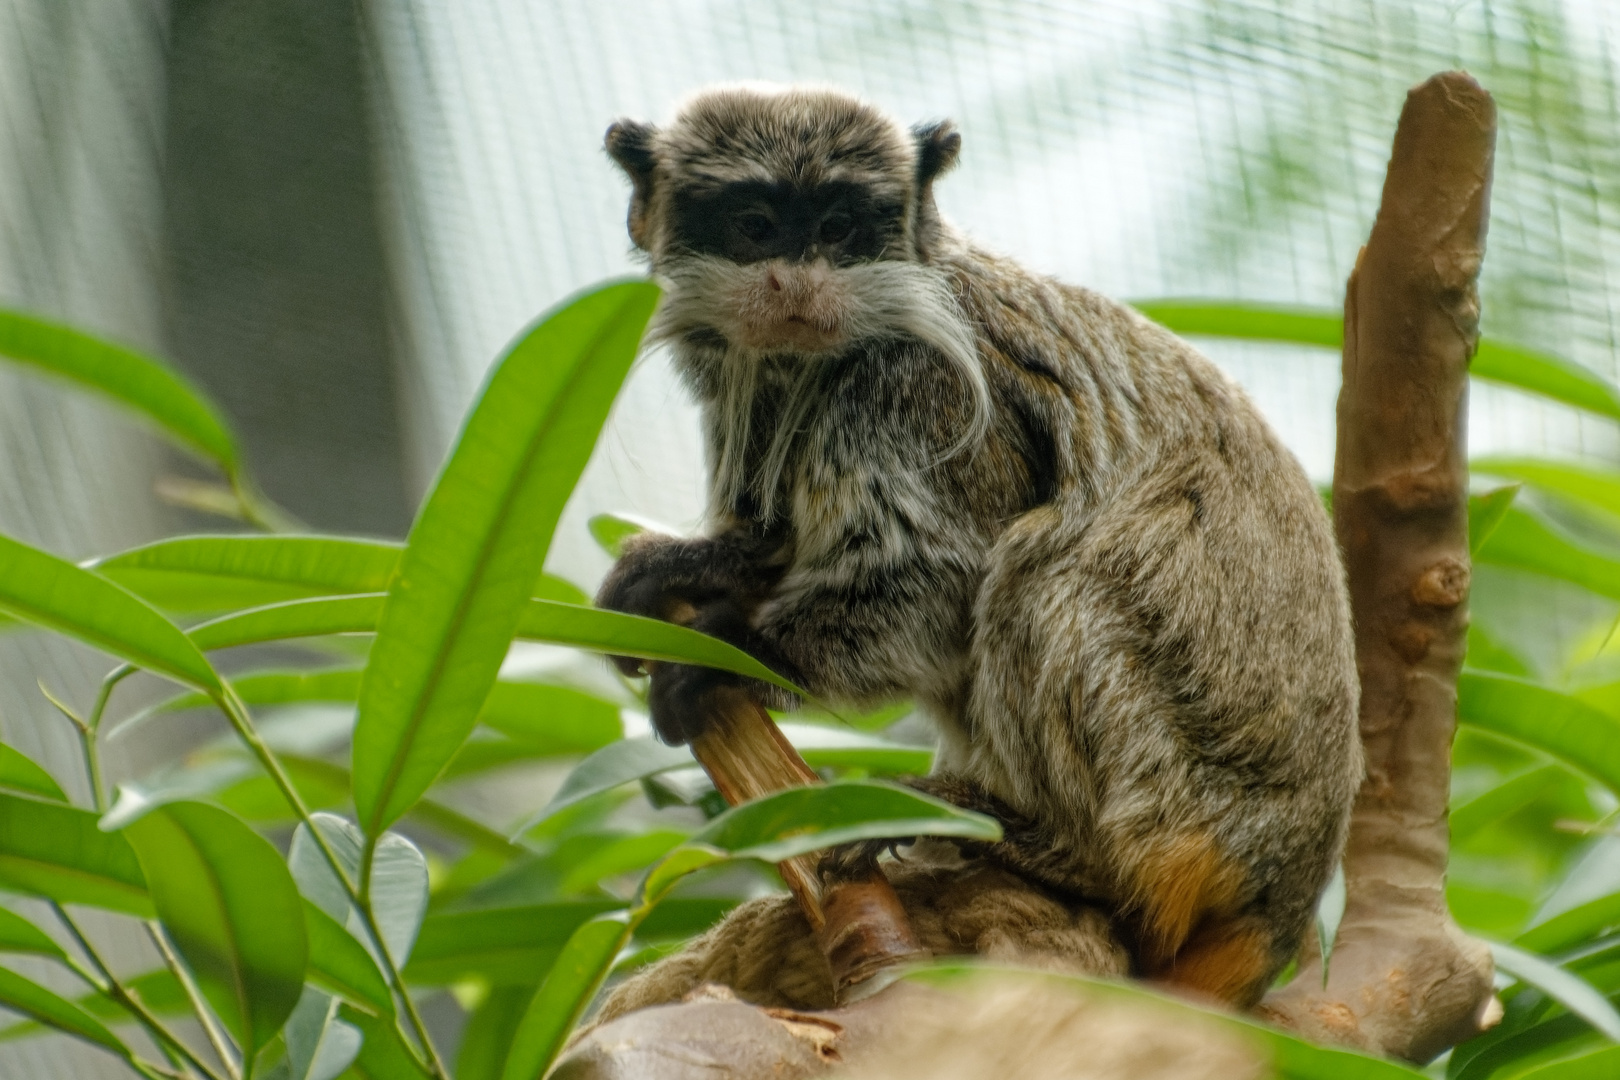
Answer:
[[48, 904, 226, 1080], [146, 922, 241, 1080], [210, 684, 448, 1079], [37, 680, 106, 813]]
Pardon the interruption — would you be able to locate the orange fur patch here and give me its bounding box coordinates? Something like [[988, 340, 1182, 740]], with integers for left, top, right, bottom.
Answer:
[[1159, 919, 1275, 1008], [1133, 833, 1243, 968]]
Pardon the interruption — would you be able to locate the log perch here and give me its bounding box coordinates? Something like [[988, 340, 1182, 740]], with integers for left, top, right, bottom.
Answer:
[[1256, 70, 1500, 1061]]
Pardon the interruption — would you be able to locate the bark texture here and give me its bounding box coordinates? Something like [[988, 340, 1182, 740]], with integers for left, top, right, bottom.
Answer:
[[1255, 70, 1499, 1061]]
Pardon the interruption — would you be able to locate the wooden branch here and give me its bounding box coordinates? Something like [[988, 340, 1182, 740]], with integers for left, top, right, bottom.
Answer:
[[1256, 70, 1500, 1061], [684, 685, 926, 1000]]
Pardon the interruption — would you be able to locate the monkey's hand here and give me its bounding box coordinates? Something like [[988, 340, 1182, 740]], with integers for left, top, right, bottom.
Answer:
[[595, 531, 779, 673], [643, 597, 799, 745]]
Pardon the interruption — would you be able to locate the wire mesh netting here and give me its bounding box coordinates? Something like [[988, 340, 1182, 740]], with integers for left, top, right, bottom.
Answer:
[[368, 0, 1620, 585]]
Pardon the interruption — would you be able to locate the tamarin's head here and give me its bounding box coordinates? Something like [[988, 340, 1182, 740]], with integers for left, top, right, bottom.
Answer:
[[605, 85, 965, 357]]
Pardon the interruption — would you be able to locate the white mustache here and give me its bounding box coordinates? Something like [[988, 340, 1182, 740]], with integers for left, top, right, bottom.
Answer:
[[651, 254, 993, 521]]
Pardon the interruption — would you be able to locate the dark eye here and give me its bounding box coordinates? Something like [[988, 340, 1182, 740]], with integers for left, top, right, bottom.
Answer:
[[735, 211, 775, 243], [818, 212, 855, 245]]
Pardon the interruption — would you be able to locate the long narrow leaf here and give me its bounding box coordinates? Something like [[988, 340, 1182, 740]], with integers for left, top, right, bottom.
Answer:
[[1473, 457, 1620, 522], [1468, 486, 1521, 555], [0, 793, 150, 914], [1473, 508, 1620, 600], [0, 964, 130, 1058], [691, 780, 1001, 865], [1134, 300, 1620, 421], [0, 743, 67, 802], [500, 913, 632, 1080], [124, 800, 308, 1055], [1490, 942, 1620, 1042], [0, 908, 63, 958], [304, 902, 393, 1018], [352, 281, 659, 835], [0, 533, 220, 692], [92, 535, 401, 612], [182, 592, 801, 695], [1458, 672, 1620, 797], [0, 308, 241, 474], [516, 601, 799, 694]]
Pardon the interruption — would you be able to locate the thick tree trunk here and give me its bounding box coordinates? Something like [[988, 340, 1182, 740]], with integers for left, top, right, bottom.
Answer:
[[1256, 69, 1500, 1062]]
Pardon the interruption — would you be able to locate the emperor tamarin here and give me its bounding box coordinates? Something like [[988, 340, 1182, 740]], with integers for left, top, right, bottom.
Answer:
[[596, 85, 1361, 1007]]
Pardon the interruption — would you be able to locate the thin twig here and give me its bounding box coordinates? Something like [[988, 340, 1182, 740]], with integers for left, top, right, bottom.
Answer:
[[146, 922, 241, 1080], [37, 680, 106, 813], [48, 904, 225, 1080]]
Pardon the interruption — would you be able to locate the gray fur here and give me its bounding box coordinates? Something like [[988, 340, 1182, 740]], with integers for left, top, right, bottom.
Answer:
[[598, 84, 1362, 1005]]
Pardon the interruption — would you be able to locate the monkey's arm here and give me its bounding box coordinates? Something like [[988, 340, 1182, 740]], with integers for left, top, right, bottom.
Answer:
[[646, 468, 980, 742]]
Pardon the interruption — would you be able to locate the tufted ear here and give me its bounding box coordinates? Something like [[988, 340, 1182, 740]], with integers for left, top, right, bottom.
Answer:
[[605, 119, 659, 250], [914, 120, 962, 187], [911, 120, 961, 259]]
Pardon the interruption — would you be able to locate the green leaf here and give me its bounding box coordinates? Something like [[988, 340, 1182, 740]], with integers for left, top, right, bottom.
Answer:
[[780, 722, 933, 773], [1469, 485, 1521, 555], [515, 601, 800, 694], [1474, 458, 1620, 522], [1458, 672, 1620, 797], [0, 532, 220, 692], [403, 899, 733, 986], [123, 800, 308, 1054], [1451, 766, 1567, 845], [1490, 941, 1620, 1041], [1134, 300, 1620, 421], [0, 308, 240, 474], [586, 512, 669, 558], [534, 574, 588, 606], [0, 743, 67, 802], [0, 963, 129, 1058], [557, 830, 690, 897], [1132, 301, 1343, 348], [303, 902, 393, 1017], [1315, 863, 1346, 983], [0, 908, 63, 958], [352, 280, 659, 836], [1473, 340, 1620, 424], [533, 738, 693, 824], [288, 813, 428, 968], [189, 595, 387, 651], [0, 792, 149, 914], [93, 535, 401, 613], [692, 780, 1001, 864], [339, 1003, 433, 1080], [639, 846, 728, 908], [478, 682, 623, 753], [1518, 894, 1620, 956], [456, 986, 531, 1080], [182, 592, 800, 697], [1472, 507, 1620, 600], [1514, 1045, 1620, 1080], [501, 913, 633, 1080], [531, 725, 933, 834], [283, 989, 362, 1080]]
